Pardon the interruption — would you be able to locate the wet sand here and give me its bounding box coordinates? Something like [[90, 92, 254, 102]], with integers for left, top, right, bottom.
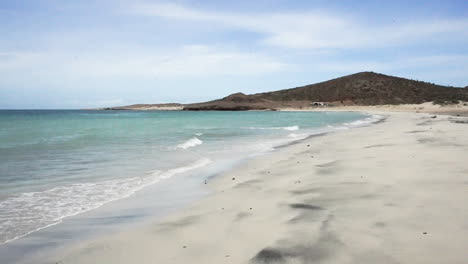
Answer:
[[52, 112, 468, 264]]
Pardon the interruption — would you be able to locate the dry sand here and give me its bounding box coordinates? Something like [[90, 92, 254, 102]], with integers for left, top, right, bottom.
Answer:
[[52, 111, 468, 264], [280, 101, 468, 115]]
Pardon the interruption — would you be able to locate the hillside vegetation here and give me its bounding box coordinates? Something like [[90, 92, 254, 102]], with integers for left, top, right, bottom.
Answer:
[[252, 72, 467, 105], [183, 72, 467, 110]]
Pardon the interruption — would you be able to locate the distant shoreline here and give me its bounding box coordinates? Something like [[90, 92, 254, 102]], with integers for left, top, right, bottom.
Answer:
[[94, 101, 468, 117]]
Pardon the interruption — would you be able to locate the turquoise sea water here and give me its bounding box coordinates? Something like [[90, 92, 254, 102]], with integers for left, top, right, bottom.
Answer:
[[0, 110, 380, 245]]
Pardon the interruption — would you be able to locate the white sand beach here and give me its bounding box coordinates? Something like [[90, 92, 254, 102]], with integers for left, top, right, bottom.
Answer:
[[280, 102, 468, 115], [53, 111, 468, 264]]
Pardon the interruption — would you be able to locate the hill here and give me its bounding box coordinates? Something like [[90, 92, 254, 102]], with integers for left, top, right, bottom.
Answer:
[[252, 72, 466, 105], [183, 72, 467, 110], [100, 103, 183, 111]]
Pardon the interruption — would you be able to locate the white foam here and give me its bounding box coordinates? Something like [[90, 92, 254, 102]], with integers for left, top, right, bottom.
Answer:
[[343, 114, 384, 127], [176, 137, 203, 150], [0, 158, 212, 245], [245, 125, 299, 131], [151, 158, 212, 179], [326, 115, 383, 131], [283, 126, 299, 131], [259, 115, 383, 153]]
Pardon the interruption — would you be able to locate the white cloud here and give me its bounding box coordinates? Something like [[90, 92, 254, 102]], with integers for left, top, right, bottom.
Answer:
[[0, 45, 287, 78], [150, 45, 286, 76], [131, 2, 468, 49]]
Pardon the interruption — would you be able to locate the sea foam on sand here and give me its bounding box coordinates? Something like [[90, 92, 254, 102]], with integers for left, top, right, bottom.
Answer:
[[0, 158, 212, 245]]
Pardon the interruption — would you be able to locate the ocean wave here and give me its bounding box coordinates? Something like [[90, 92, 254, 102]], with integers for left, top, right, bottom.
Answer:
[[245, 125, 299, 131], [175, 137, 203, 149], [283, 126, 299, 131], [343, 114, 384, 127], [150, 158, 211, 179], [326, 115, 383, 131], [0, 158, 211, 245]]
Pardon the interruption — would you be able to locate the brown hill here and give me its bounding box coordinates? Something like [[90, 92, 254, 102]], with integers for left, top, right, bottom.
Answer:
[[184, 72, 467, 110], [183, 92, 281, 111], [252, 72, 467, 105], [102, 103, 183, 110]]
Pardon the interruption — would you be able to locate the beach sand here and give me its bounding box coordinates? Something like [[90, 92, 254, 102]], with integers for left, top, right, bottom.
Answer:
[[52, 111, 468, 264], [280, 101, 468, 116]]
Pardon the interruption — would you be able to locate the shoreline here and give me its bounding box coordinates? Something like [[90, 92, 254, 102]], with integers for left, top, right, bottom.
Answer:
[[48, 110, 468, 264], [0, 111, 374, 263], [279, 102, 468, 116], [94, 101, 468, 116]]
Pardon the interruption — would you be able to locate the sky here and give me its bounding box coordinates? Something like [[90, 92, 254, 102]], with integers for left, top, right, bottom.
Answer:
[[0, 0, 467, 109]]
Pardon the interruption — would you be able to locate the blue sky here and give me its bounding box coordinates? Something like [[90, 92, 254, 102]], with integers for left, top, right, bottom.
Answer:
[[0, 0, 467, 109]]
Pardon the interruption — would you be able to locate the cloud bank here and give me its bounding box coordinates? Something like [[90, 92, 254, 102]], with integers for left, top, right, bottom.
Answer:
[[132, 2, 468, 49]]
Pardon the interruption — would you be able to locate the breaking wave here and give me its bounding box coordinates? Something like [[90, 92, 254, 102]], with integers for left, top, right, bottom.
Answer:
[[0, 158, 212, 244], [245, 125, 299, 131], [176, 137, 203, 150]]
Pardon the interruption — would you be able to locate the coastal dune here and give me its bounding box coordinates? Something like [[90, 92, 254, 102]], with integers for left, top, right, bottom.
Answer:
[[55, 112, 468, 264]]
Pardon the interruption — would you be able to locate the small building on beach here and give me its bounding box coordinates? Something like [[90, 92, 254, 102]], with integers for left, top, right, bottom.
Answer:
[[311, 102, 326, 106]]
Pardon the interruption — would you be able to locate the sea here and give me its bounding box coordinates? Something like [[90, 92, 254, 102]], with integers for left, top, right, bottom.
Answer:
[[0, 110, 381, 262]]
